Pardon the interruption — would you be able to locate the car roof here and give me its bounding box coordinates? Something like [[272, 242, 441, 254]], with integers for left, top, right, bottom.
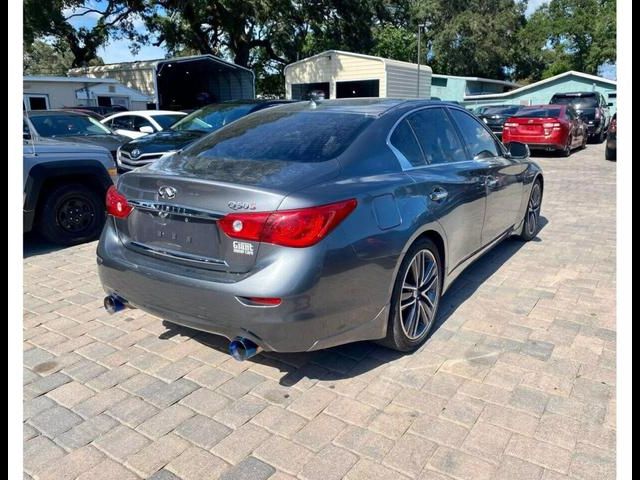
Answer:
[[26, 109, 89, 117], [551, 92, 597, 97], [104, 110, 186, 117], [261, 98, 453, 117]]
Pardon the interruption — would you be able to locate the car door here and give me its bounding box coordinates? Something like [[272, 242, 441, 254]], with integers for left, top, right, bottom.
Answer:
[[391, 107, 487, 273], [565, 107, 584, 147], [447, 107, 526, 246]]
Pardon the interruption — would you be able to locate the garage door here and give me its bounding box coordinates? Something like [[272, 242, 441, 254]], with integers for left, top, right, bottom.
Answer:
[[336, 80, 380, 98]]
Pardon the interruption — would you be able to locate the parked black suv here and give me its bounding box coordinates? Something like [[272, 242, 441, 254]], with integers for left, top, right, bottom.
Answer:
[[549, 92, 612, 142]]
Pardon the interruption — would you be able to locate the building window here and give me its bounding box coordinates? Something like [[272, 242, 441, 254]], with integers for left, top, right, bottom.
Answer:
[[431, 77, 448, 87], [23, 94, 49, 111]]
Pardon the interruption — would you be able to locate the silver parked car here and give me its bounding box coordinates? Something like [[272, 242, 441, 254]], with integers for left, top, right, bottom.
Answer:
[[98, 99, 543, 358]]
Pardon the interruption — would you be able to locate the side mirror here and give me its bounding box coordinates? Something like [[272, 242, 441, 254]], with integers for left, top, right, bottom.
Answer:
[[506, 141, 529, 159], [23, 131, 31, 140], [139, 125, 154, 134]]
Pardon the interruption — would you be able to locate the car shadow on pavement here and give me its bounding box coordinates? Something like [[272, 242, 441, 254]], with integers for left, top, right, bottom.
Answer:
[[160, 216, 548, 387], [23, 233, 67, 259]]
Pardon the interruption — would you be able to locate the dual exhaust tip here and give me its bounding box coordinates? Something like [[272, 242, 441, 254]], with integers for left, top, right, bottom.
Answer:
[[103, 295, 261, 362]]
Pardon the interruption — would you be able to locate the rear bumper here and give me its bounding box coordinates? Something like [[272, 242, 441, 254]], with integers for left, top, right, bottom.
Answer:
[[503, 136, 565, 151], [97, 218, 389, 352]]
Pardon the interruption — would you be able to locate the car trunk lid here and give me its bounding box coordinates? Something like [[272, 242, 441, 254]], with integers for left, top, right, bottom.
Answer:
[[114, 155, 340, 273]]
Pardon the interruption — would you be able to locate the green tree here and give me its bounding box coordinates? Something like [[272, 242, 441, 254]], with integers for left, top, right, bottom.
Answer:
[[370, 25, 417, 63], [413, 0, 526, 80], [519, 0, 616, 80], [24, 40, 76, 75], [24, 0, 145, 68]]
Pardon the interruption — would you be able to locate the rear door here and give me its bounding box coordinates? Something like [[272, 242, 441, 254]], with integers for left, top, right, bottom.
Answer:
[[448, 108, 525, 245], [393, 107, 487, 272]]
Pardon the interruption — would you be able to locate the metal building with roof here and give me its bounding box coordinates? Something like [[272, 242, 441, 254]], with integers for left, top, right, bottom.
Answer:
[[463, 71, 617, 113], [69, 54, 256, 110], [284, 50, 432, 100]]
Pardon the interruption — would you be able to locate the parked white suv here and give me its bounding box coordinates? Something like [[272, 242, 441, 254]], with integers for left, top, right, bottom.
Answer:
[[101, 110, 186, 139]]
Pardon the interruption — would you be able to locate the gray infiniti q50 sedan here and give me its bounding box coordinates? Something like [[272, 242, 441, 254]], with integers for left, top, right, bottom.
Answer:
[[97, 99, 543, 358]]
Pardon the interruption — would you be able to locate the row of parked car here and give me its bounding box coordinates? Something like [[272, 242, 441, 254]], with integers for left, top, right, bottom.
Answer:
[[469, 91, 616, 159], [23, 92, 616, 247]]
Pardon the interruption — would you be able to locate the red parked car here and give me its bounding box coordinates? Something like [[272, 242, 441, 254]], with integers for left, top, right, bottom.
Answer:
[[502, 105, 587, 156]]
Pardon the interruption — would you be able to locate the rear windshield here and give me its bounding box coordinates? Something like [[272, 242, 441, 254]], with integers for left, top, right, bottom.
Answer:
[[29, 113, 113, 137], [514, 108, 562, 118], [483, 106, 520, 115], [153, 114, 184, 129], [182, 110, 373, 163], [551, 95, 598, 108], [171, 104, 256, 133]]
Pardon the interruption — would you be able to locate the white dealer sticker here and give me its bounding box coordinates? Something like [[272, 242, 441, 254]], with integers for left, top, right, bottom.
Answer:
[[232, 241, 254, 255]]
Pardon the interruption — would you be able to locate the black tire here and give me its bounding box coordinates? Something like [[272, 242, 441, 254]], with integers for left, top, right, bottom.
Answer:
[[598, 128, 607, 143], [380, 238, 443, 352], [605, 146, 616, 161], [560, 136, 572, 157], [519, 180, 543, 241], [37, 183, 105, 246]]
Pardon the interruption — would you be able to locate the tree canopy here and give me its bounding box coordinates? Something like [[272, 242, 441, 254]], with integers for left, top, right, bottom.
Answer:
[[23, 0, 616, 93]]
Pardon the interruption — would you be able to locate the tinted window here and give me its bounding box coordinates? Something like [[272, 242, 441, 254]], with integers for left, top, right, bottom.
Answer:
[[514, 107, 562, 118], [408, 108, 467, 165], [448, 109, 500, 159], [183, 110, 372, 163], [153, 114, 183, 129], [29, 114, 112, 137], [389, 120, 425, 167], [112, 115, 134, 130], [171, 104, 256, 132], [482, 106, 520, 116], [133, 116, 154, 130], [551, 94, 598, 108]]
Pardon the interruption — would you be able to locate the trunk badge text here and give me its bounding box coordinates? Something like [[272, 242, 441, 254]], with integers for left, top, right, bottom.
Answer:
[[158, 185, 177, 200], [228, 201, 256, 210]]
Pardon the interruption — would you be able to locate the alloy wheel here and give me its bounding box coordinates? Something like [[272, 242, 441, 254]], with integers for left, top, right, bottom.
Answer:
[[525, 182, 542, 237], [399, 249, 439, 340]]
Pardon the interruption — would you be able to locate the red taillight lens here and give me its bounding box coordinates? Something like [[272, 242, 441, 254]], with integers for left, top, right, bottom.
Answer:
[[610, 117, 617, 132], [219, 198, 357, 248], [106, 185, 133, 218], [542, 122, 561, 128], [503, 122, 519, 127]]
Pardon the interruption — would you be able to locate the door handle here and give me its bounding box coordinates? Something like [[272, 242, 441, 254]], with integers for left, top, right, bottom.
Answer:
[[485, 176, 499, 188], [429, 187, 448, 202]]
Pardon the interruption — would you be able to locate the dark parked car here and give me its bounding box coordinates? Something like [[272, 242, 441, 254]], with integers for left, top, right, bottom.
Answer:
[[25, 110, 129, 160], [605, 113, 616, 161], [23, 120, 117, 245], [549, 91, 612, 142], [477, 105, 521, 138], [116, 100, 293, 171], [98, 99, 544, 358], [502, 105, 587, 156]]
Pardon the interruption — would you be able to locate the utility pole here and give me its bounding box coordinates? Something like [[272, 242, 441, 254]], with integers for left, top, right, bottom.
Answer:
[[416, 21, 432, 98]]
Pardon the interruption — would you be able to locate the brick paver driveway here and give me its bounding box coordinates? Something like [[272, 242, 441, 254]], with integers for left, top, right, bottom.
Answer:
[[24, 143, 616, 480]]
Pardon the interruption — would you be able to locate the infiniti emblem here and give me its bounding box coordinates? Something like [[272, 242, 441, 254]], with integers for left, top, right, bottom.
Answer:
[[158, 185, 177, 200], [131, 148, 141, 158]]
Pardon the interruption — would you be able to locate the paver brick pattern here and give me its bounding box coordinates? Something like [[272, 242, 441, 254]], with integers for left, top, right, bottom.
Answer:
[[23, 146, 616, 479]]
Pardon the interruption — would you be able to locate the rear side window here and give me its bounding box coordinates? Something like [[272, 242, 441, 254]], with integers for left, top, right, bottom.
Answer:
[[448, 109, 500, 159], [407, 108, 467, 165], [183, 110, 372, 163], [389, 120, 425, 167]]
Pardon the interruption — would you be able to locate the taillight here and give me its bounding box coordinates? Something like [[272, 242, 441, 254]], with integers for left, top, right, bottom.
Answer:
[[543, 122, 561, 128], [504, 122, 518, 127], [219, 198, 357, 248], [106, 185, 133, 218], [610, 117, 617, 132]]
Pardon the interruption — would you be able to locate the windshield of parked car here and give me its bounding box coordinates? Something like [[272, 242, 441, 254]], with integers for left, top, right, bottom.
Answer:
[[153, 114, 185, 129], [170, 104, 256, 132], [181, 110, 372, 164], [514, 107, 562, 118], [551, 95, 598, 108], [483, 106, 520, 116], [29, 113, 113, 137]]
